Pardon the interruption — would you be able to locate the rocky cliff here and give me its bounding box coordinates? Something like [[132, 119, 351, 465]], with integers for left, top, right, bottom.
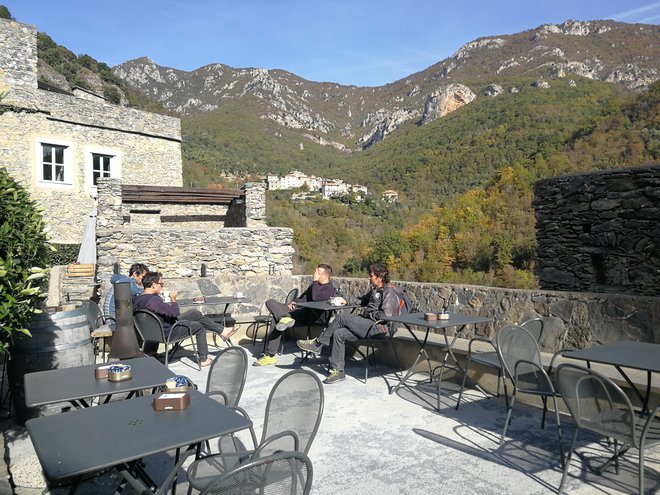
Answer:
[[113, 20, 659, 149]]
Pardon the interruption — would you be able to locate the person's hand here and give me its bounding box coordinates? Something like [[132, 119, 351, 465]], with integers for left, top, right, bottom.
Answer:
[[288, 301, 296, 310], [312, 267, 320, 281], [169, 290, 178, 302]]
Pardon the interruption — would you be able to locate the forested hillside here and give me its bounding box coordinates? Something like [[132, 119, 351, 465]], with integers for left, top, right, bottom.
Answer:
[[266, 81, 658, 287]]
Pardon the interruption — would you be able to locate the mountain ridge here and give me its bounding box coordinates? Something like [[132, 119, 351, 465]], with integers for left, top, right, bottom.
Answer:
[[113, 19, 658, 151]]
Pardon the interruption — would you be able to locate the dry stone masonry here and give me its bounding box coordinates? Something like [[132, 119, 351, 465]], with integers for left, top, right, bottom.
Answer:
[[535, 164, 660, 296]]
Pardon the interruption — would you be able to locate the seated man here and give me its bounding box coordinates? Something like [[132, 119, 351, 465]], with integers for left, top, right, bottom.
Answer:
[[297, 262, 400, 384], [103, 263, 149, 327], [254, 264, 336, 367], [132, 272, 234, 367]]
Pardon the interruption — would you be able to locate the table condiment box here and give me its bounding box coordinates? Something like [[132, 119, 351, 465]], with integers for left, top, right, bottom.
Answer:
[[94, 364, 113, 379], [153, 392, 190, 411], [424, 312, 437, 321]]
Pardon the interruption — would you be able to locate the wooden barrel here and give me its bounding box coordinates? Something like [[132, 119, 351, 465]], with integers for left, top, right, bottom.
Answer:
[[7, 307, 94, 425]]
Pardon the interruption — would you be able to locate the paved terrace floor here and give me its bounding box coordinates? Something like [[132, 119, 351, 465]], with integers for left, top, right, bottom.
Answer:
[[3, 338, 659, 495]]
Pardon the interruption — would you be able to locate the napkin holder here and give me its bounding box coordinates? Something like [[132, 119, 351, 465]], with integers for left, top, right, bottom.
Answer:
[[94, 364, 113, 380], [153, 391, 190, 411], [424, 312, 437, 321]]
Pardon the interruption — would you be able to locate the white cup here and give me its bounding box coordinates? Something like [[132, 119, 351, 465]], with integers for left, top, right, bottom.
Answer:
[[163, 290, 171, 303], [235, 292, 244, 298]]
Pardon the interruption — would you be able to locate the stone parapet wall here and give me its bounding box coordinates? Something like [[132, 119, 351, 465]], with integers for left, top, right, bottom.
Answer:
[[330, 277, 660, 351], [535, 164, 660, 296]]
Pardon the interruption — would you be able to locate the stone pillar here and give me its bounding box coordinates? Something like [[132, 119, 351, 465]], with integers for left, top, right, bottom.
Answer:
[[243, 182, 266, 227], [96, 178, 124, 295]]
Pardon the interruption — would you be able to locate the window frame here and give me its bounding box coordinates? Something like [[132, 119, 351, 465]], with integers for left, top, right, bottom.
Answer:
[[36, 139, 73, 187], [84, 146, 121, 195]]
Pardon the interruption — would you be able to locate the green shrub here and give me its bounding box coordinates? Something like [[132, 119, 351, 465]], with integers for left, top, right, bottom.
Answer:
[[47, 244, 80, 266], [0, 167, 51, 356]]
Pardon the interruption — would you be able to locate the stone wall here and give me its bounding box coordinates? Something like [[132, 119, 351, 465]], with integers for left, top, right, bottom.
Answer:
[[0, 18, 182, 244], [535, 164, 660, 296], [331, 277, 660, 351], [96, 179, 293, 297]]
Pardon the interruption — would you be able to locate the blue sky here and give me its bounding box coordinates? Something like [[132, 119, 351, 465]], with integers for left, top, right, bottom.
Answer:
[[3, 0, 659, 87]]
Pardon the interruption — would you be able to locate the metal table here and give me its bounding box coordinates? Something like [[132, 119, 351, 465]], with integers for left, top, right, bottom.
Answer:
[[26, 389, 252, 493], [178, 296, 247, 346], [24, 356, 173, 409], [293, 300, 361, 358], [563, 340, 660, 414], [382, 312, 492, 411]]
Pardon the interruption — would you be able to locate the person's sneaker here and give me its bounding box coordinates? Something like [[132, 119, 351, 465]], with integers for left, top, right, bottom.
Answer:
[[253, 354, 276, 367], [297, 338, 322, 355], [323, 369, 346, 384], [275, 317, 296, 331]]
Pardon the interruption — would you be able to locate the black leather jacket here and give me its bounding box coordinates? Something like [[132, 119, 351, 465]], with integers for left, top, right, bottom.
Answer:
[[349, 283, 400, 321]]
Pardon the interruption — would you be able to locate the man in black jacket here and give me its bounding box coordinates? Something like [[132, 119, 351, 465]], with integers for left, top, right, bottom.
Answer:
[[297, 262, 400, 384]]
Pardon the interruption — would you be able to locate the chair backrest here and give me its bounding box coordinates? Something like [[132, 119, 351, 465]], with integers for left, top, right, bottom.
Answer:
[[555, 363, 637, 446], [260, 370, 324, 456], [133, 309, 167, 344], [496, 325, 544, 389], [205, 346, 248, 407], [82, 299, 103, 330], [284, 288, 299, 304], [200, 451, 313, 495], [520, 317, 545, 344]]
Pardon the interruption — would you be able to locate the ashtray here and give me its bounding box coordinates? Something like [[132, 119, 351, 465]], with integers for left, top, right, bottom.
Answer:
[[153, 391, 190, 411], [424, 312, 437, 321], [329, 297, 345, 306], [164, 376, 191, 392], [108, 364, 132, 382], [192, 297, 206, 304], [438, 312, 450, 320], [94, 364, 113, 379]]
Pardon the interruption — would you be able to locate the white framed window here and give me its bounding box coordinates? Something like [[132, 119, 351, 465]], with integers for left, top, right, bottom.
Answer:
[[85, 146, 121, 194], [36, 139, 73, 186], [92, 153, 113, 185]]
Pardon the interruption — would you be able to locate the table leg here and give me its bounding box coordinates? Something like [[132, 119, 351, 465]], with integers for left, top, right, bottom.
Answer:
[[614, 366, 652, 415], [389, 325, 434, 395]]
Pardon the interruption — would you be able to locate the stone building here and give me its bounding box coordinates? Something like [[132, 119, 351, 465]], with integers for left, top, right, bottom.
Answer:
[[0, 18, 182, 244]]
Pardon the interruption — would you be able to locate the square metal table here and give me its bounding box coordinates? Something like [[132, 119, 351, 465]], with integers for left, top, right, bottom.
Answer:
[[293, 300, 361, 358], [25, 356, 173, 409], [178, 295, 248, 346], [26, 389, 252, 493], [563, 340, 660, 413], [382, 312, 492, 411]]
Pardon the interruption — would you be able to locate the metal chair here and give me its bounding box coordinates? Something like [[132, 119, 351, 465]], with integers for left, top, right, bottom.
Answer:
[[556, 363, 660, 495], [206, 346, 248, 407], [198, 451, 313, 495], [496, 325, 564, 461], [132, 308, 200, 370], [82, 299, 114, 362], [456, 317, 545, 409], [186, 369, 324, 492]]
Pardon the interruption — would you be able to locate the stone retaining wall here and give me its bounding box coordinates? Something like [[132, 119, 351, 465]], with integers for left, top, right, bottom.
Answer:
[[330, 277, 660, 351], [535, 164, 660, 296]]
